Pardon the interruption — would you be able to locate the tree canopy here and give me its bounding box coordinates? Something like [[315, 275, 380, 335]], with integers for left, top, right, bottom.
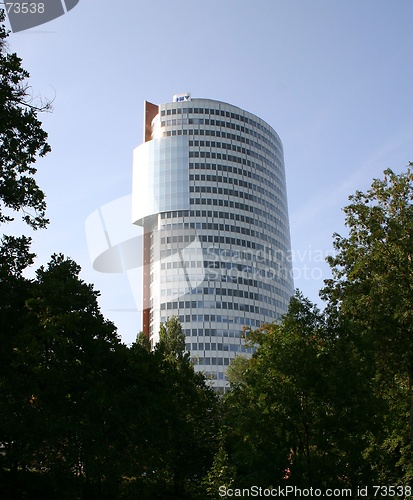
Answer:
[[322, 165, 413, 445], [216, 293, 383, 489], [0, 8, 51, 230]]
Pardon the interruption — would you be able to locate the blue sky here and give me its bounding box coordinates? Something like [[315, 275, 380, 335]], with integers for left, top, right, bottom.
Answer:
[[3, 0, 413, 344]]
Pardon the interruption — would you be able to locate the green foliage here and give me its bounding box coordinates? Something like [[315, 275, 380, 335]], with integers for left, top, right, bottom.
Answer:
[[0, 254, 123, 494], [322, 165, 413, 373], [0, 266, 218, 498], [156, 315, 188, 363], [203, 432, 236, 498], [0, 9, 51, 229], [135, 330, 151, 351], [219, 292, 384, 489], [226, 355, 249, 388], [215, 166, 413, 489], [322, 165, 413, 452], [0, 235, 35, 277], [149, 317, 219, 498]]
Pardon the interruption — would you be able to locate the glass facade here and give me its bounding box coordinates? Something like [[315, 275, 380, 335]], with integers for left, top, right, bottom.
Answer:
[[133, 98, 293, 391], [132, 136, 189, 223]]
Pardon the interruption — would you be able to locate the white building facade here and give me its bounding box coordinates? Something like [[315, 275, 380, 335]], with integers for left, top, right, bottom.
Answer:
[[132, 96, 293, 390]]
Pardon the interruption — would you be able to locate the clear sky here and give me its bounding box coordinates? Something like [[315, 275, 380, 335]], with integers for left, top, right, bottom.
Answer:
[[3, 0, 413, 344]]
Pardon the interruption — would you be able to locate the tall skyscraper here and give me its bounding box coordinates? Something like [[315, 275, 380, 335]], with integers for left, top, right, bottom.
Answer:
[[132, 94, 293, 390]]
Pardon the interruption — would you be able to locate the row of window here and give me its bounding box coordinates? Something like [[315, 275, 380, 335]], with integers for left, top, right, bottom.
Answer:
[[190, 182, 281, 210], [159, 283, 280, 305], [159, 274, 203, 284], [191, 357, 235, 367], [177, 124, 281, 162], [160, 315, 263, 327], [160, 260, 203, 270], [160, 223, 286, 248], [156, 242, 291, 271], [186, 158, 286, 212], [162, 106, 258, 126], [204, 372, 228, 381], [188, 162, 284, 201], [187, 132, 281, 173], [189, 137, 273, 150], [189, 149, 241, 160], [153, 255, 291, 301], [160, 234, 197, 244], [161, 300, 261, 313], [189, 133, 279, 161], [185, 328, 243, 337], [214, 273, 291, 301], [218, 276, 290, 299], [190, 185, 283, 218], [160, 105, 280, 147], [159, 219, 287, 243], [188, 167, 284, 201], [190, 196, 252, 214], [187, 149, 282, 188], [189, 197, 286, 232], [188, 159, 286, 201], [205, 260, 283, 275], [158, 283, 286, 308], [204, 246, 290, 269], [159, 209, 289, 241], [183, 226, 291, 256], [186, 342, 252, 353], [162, 128, 282, 180], [154, 270, 291, 300], [156, 261, 289, 283], [192, 172, 251, 188], [159, 289, 286, 311]]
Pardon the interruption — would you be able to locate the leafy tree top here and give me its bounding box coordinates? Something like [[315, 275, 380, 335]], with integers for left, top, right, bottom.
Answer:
[[322, 165, 413, 351], [156, 316, 189, 365], [321, 164, 413, 444]]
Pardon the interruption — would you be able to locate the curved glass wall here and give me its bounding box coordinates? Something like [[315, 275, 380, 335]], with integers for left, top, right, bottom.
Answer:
[[132, 135, 189, 225]]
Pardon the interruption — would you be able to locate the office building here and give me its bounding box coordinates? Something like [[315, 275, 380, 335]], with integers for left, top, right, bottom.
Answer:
[[132, 94, 293, 390]]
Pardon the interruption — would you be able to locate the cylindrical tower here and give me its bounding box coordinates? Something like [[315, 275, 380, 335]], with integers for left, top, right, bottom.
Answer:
[[132, 95, 293, 391]]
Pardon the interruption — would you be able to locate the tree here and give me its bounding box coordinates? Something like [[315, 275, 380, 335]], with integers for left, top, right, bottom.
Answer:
[[0, 8, 51, 230], [150, 317, 219, 499], [0, 255, 124, 495], [156, 316, 187, 364], [219, 292, 382, 488], [0, 12, 55, 494], [322, 165, 413, 446]]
